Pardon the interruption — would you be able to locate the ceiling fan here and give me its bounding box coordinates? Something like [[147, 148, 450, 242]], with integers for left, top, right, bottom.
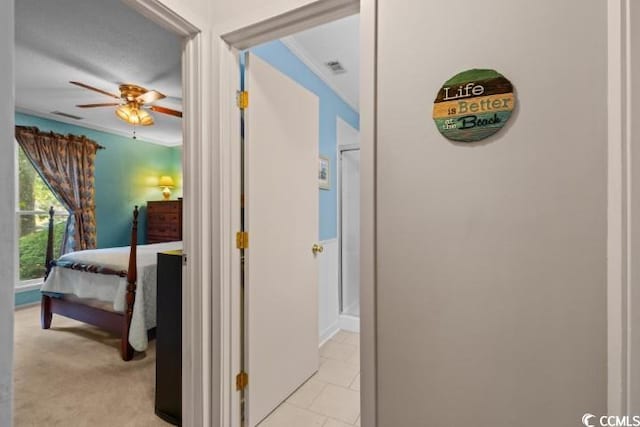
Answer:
[[70, 81, 182, 127]]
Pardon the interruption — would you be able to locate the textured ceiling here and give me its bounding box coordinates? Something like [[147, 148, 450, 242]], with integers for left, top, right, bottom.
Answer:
[[283, 14, 359, 111], [15, 0, 183, 146], [15, 1, 359, 146]]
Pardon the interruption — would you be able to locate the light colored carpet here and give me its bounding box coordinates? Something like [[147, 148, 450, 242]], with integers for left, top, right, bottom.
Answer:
[[13, 305, 171, 427]]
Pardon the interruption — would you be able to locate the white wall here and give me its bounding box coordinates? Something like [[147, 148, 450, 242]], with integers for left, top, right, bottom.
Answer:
[[377, 0, 607, 425], [338, 117, 359, 147], [318, 239, 340, 343], [0, 0, 15, 425]]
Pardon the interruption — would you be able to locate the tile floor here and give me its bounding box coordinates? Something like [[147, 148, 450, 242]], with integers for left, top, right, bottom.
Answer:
[[258, 330, 361, 427]]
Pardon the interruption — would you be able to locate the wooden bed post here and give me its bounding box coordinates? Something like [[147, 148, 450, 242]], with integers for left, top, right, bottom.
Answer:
[[41, 295, 52, 329], [41, 206, 55, 329], [121, 206, 139, 361], [44, 206, 55, 279]]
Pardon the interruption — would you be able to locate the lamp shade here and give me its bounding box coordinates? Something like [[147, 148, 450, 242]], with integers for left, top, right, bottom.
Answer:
[[159, 176, 175, 188], [115, 104, 154, 126]]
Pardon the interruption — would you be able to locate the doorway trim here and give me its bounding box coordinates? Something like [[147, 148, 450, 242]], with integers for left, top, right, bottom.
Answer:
[[122, 1, 210, 425], [338, 144, 360, 318], [608, 0, 631, 415], [219, 0, 377, 425]]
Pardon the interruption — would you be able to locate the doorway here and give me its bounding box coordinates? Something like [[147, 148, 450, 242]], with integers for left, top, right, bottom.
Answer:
[[337, 116, 361, 330], [9, 0, 208, 424], [340, 144, 360, 319], [229, 10, 363, 426], [219, 0, 376, 425]]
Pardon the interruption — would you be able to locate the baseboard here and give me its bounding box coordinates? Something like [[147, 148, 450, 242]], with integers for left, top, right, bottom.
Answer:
[[318, 239, 339, 347], [342, 301, 360, 317], [14, 301, 40, 310], [319, 321, 340, 347], [339, 314, 360, 333], [14, 287, 42, 308]]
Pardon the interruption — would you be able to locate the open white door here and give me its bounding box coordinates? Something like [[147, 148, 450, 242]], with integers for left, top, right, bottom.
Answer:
[[243, 53, 320, 426]]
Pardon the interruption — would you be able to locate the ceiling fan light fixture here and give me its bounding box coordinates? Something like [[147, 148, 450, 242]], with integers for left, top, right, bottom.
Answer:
[[115, 103, 154, 126], [70, 81, 182, 124]]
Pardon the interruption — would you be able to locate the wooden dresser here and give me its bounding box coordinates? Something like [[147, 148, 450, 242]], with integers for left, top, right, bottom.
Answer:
[[147, 199, 182, 244]]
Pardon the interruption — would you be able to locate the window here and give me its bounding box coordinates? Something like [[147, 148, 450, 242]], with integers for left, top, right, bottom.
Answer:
[[16, 145, 68, 285]]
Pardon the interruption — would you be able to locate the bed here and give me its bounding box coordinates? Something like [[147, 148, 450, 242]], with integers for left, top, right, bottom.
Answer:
[[40, 206, 182, 361]]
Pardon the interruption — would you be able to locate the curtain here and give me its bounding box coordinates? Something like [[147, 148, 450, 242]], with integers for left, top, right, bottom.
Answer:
[[15, 126, 102, 253]]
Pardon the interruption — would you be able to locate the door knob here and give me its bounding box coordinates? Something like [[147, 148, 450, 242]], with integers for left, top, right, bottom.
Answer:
[[312, 243, 324, 255]]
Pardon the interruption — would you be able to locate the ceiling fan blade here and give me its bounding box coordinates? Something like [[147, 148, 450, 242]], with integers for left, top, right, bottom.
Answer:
[[70, 81, 121, 100], [76, 103, 121, 108], [136, 90, 166, 105], [150, 105, 183, 118]]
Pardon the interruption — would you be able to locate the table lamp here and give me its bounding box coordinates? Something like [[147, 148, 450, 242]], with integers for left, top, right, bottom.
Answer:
[[159, 176, 175, 201]]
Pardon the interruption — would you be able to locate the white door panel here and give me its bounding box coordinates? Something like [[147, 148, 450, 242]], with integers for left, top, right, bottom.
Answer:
[[244, 53, 320, 427]]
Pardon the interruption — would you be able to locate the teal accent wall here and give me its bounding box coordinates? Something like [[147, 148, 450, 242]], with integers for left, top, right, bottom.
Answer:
[[15, 113, 183, 248], [250, 41, 360, 241], [169, 146, 183, 199], [14, 289, 40, 307]]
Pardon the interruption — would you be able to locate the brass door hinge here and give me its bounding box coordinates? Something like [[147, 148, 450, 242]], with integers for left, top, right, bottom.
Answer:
[[236, 231, 249, 249], [237, 91, 249, 109], [236, 371, 248, 391]]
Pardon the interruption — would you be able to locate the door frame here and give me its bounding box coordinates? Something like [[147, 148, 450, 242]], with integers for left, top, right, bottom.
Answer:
[[219, 0, 377, 425], [338, 144, 360, 316], [122, 1, 211, 425], [607, 0, 626, 414], [608, 0, 635, 415]]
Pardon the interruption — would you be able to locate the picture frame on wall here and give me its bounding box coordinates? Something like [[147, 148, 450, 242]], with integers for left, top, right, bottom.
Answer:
[[319, 156, 330, 190]]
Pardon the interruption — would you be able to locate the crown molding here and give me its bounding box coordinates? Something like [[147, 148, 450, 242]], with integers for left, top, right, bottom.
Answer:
[[14, 106, 182, 147], [280, 36, 359, 112], [221, 0, 358, 49], [122, 0, 201, 36]]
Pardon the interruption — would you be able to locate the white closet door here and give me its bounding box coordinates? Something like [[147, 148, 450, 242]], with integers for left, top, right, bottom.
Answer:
[[244, 53, 320, 427]]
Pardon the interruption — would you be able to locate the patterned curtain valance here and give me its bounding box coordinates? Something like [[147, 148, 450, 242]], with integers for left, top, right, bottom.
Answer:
[[15, 126, 103, 253]]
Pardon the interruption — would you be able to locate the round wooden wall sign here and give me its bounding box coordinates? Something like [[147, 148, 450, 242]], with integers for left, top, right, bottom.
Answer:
[[432, 69, 515, 142]]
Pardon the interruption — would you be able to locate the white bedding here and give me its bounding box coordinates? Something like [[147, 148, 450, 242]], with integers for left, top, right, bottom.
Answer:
[[42, 241, 182, 351]]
